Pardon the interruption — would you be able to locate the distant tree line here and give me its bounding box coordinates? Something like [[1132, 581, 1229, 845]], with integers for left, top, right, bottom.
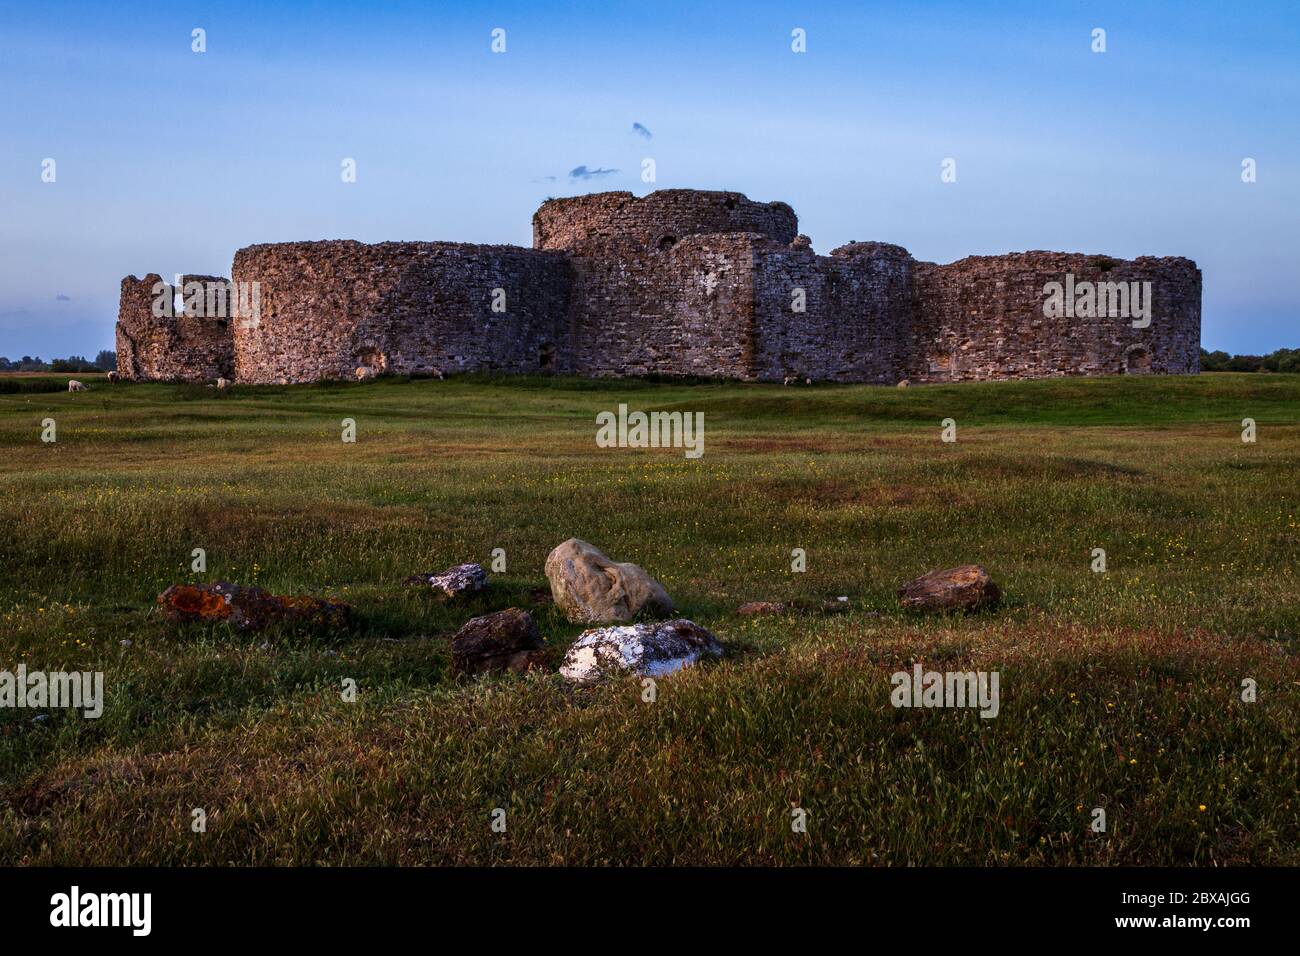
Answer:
[[1201, 347, 1300, 373], [0, 350, 116, 373]]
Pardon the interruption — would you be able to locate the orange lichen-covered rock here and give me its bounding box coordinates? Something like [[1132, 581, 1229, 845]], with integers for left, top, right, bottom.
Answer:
[[157, 582, 349, 631]]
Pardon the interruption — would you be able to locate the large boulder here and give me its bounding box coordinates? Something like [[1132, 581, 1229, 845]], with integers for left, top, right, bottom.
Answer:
[[157, 582, 349, 631], [544, 538, 673, 624], [451, 608, 546, 676], [898, 565, 1000, 612], [559, 619, 722, 684], [404, 563, 488, 600]]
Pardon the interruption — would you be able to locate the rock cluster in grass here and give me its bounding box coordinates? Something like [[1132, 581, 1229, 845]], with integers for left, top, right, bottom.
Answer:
[[156, 582, 350, 631], [898, 565, 1001, 612], [156, 539, 729, 681], [544, 538, 673, 624]]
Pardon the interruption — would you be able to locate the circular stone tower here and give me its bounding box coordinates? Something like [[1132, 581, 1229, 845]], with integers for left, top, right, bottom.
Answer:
[[532, 189, 798, 255]]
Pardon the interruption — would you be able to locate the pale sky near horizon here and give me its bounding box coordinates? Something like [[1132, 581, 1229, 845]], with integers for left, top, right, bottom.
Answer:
[[1, 0, 1297, 358]]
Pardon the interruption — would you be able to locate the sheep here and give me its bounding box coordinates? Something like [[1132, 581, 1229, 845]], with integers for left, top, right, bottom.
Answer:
[[67, 380, 86, 392], [355, 367, 376, 381], [106, 370, 120, 383], [216, 377, 231, 389]]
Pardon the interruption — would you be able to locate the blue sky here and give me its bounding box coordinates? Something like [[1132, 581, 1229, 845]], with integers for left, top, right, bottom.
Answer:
[[1, 0, 1296, 358]]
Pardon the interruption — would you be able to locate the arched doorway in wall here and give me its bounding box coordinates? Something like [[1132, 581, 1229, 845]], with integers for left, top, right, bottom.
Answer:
[[1124, 345, 1153, 374], [356, 346, 388, 374]]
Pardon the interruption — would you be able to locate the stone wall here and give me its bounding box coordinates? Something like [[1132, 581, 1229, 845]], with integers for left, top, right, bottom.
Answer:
[[115, 274, 236, 382], [231, 241, 572, 384], [907, 252, 1202, 381], [115, 188, 1202, 386], [749, 241, 915, 383], [565, 233, 757, 378]]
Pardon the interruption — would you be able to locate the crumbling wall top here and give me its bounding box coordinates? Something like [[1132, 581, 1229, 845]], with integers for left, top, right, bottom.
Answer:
[[532, 189, 798, 254]]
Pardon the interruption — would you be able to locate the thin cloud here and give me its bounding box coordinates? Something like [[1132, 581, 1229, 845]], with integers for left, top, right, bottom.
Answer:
[[55, 294, 71, 301], [569, 165, 619, 180]]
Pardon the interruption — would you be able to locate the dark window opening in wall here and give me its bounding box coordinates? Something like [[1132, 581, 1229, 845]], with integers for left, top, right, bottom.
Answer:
[[538, 343, 556, 370], [356, 346, 387, 372], [1125, 347, 1153, 374], [657, 235, 678, 251]]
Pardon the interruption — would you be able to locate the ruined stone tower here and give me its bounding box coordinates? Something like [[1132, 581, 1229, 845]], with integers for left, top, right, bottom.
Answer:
[[117, 188, 1201, 385]]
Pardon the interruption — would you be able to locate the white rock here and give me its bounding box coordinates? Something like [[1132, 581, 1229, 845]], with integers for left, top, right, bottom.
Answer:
[[560, 619, 722, 684], [406, 562, 488, 599]]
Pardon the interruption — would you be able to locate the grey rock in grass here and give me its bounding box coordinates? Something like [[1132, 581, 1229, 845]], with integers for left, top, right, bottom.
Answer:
[[452, 607, 547, 676], [898, 565, 1000, 612], [405, 563, 488, 600], [560, 619, 721, 684], [544, 538, 673, 624]]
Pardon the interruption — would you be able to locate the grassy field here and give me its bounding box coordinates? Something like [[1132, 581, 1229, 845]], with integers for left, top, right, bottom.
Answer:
[[0, 371, 1297, 865]]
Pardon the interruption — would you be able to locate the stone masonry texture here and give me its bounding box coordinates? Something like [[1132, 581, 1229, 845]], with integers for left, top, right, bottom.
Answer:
[[117, 188, 1201, 385]]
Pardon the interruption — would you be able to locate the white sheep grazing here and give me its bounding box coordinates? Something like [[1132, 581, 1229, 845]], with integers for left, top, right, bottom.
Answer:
[[356, 367, 375, 380], [216, 377, 231, 389], [106, 370, 120, 383], [68, 380, 86, 392]]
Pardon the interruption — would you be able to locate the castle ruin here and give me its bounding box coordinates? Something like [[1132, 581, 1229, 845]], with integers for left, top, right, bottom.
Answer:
[[117, 189, 1201, 385]]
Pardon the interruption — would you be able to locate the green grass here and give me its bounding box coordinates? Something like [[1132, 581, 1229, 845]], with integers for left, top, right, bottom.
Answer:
[[0, 372, 1297, 865]]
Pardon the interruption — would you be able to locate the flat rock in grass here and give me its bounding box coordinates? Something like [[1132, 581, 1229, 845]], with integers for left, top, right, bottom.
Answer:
[[452, 607, 546, 675], [898, 565, 1000, 612], [786, 597, 852, 615], [544, 537, 673, 624], [737, 601, 787, 616], [559, 619, 722, 684], [157, 582, 349, 631], [404, 563, 488, 600]]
